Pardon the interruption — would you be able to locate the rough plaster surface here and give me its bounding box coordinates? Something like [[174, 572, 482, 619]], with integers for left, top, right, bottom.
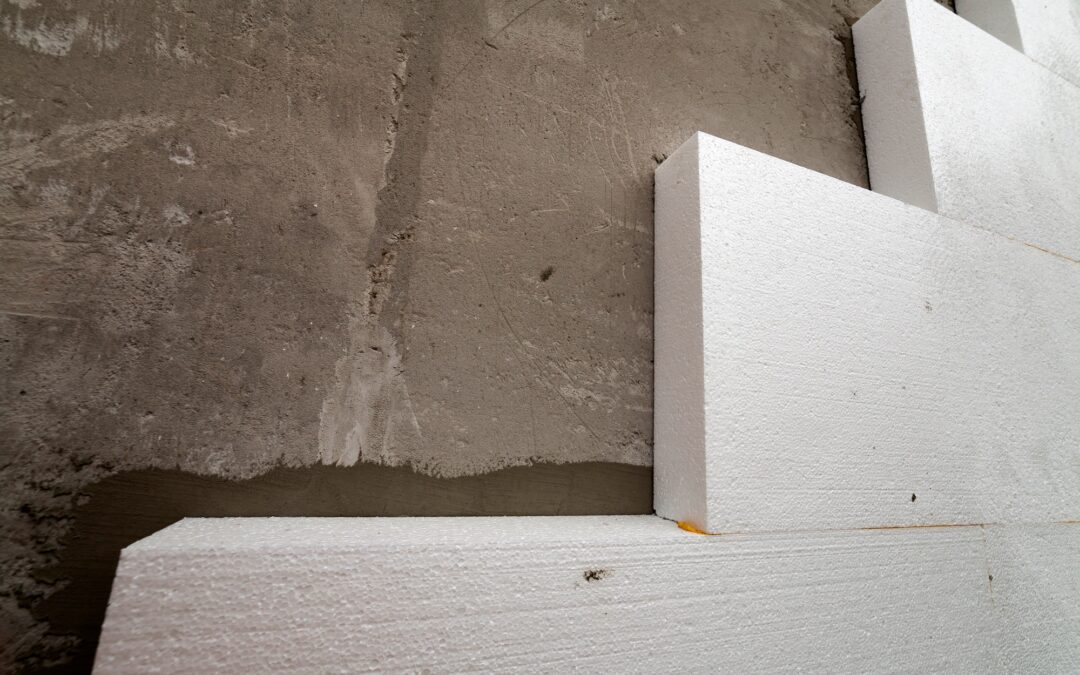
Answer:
[[655, 133, 1080, 534], [957, 0, 1080, 86], [3, 0, 887, 668], [855, 0, 1080, 259], [352, 0, 876, 477], [95, 516, 1079, 672]]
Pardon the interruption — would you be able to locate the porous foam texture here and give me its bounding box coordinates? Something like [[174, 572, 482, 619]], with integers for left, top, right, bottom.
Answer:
[[654, 132, 1080, 534], [854, 0, 1080, 260], [957, 0, 1080, 86], [95, 517, 1080, 672]]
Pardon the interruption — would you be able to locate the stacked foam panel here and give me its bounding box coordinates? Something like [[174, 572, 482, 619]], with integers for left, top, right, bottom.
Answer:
[[855, 0, 1080, 255], [93, 516, 1075, 673], [956, 0, 1080, 86], [95, 1, 1080, 671]]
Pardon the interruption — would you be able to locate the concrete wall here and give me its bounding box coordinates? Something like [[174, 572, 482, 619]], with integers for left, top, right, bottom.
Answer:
[[0, 0, 914, 669]]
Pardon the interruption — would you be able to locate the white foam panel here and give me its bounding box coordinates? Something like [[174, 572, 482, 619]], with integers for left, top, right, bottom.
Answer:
[[957, 0, 1080, 86], [93, 516, 1080, 673], [854, 0, 1080, 259], [654, 132, 1080, 534]]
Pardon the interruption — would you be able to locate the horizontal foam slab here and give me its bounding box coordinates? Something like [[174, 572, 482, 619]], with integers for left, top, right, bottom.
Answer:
[[94, 516, 1080, 672], [653, 132, 1080, 534], [956, 0, 1080, 86], [854, 0, 1080, 259]]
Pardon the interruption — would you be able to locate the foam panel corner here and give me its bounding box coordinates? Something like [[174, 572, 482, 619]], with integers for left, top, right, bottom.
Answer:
[[654, 131, 1080, 534], [956, 0, 1080, 86], [854, 0, 1080, 260]]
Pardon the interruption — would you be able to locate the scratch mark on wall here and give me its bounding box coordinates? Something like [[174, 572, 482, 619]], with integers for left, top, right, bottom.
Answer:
[[559, 383, 617, 410], [0, 308, 80, 321], [151, 12, 197, 64], [0, 178, 77, 232], [445, 0, 553, 87], [0, 114, 174, 184], [212, 119, 253, 137], [167, 141, 196, 166], [318, 323, 423, 467], [1, 9, 121, 56], [598, 73, 639, 188], [162, 203, 191, 227], [469, 238, 603, 445]]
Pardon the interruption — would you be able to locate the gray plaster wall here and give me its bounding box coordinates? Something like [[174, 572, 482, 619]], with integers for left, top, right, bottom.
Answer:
[[0, 0, 935, 669]]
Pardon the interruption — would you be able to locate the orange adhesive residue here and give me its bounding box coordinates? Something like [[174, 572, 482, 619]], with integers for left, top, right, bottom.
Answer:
[[677, 521, 709, 535]]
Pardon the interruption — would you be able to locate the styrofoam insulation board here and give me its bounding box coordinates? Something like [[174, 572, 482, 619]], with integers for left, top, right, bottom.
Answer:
[[956, 0, 1080, 86], [654, 132, 1080, 534], [984, 521, 1080, 672], [93, 516, 1080, 673], [853, 0, 1080, 259]]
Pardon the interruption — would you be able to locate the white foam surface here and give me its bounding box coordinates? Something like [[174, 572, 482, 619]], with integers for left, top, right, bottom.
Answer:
[[654, 132, 1080, 534], [957, 0, 1080, 86], [855, 0, 1080, 259], [95, 516, 1080, 673]]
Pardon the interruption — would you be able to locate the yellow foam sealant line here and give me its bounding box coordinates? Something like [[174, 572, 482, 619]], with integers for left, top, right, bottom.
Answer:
[[677, 521, 715, 536]]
